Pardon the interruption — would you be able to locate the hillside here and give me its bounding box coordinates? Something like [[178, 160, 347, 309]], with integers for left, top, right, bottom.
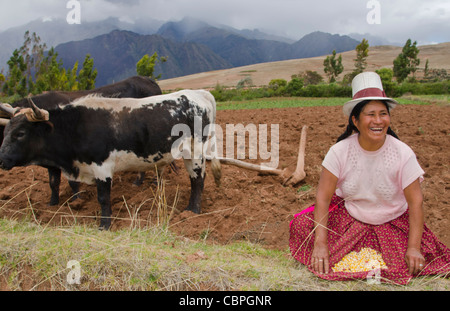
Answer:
[[2, 17, 362, 86], [157, 19, 360, 67], [55, 30, 232, 86], [0, 17, 165, 73], [53, 26, 360, 86], [158, 42, 450, 91]]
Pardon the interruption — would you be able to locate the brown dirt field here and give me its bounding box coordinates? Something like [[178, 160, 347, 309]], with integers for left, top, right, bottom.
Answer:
[[0, 103, 448, 249]]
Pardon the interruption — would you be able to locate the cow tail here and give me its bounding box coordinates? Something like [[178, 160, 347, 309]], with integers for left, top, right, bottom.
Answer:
[[211, 157, 221, 187], [210, 126, 222, 187], [206, 90, 221, 187]]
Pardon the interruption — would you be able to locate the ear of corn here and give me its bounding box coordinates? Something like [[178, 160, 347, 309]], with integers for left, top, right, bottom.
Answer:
[[332, 247, 388, 273]]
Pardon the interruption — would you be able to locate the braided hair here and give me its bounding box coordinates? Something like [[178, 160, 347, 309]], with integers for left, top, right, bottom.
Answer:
[[336, 100, 399, 143]]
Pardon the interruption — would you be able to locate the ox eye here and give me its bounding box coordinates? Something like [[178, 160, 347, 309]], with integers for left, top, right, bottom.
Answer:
[[13, 130, 26, 140]]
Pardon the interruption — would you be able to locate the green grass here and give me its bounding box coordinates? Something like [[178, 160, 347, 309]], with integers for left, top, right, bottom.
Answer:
[[216, 96, 438, 111], [217, 97, 345, 110]]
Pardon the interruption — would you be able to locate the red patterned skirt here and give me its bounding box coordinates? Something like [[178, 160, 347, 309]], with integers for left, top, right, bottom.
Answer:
[[289, 195, 450, 285]]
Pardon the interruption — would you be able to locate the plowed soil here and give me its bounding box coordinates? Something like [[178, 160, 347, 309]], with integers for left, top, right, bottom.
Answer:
[[0, 103, 448, 249]]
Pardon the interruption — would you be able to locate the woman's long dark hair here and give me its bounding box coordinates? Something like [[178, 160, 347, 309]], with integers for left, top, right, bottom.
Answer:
[[337, 100, 400, 143]]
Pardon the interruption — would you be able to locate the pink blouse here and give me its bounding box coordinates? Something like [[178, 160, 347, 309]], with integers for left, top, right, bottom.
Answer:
[[322, 134, 424, 225]]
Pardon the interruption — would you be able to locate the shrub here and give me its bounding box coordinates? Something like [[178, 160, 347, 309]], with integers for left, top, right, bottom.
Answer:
[[397, 81, 449, 95], [268, 79, 287, 90], [299, 83, 351, 98], [285, 78, 303, 96], [299, 70, 323, 86], [236, 76, 253, 89]]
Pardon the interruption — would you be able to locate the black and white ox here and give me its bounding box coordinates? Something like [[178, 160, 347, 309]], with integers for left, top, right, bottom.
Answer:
[[0, 76, 162, 206], [0, 90, 221, 230]]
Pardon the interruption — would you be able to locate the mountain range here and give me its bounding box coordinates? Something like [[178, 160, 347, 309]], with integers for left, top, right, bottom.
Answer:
[[1, 17, 379, 86]]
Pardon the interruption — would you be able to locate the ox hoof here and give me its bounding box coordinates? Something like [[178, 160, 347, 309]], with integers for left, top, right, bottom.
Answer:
[[185, 206, 201, 214], [70, 194, 81, 202], [48, 195, 59, 206], [99, 219, 111, 231]]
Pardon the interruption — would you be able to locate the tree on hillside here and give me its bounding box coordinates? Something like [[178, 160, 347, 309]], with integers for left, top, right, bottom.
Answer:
[[354, 39, 369, 74], [3, 31, 48, 95], [65, 61, 79, 91], [323, 50, 344, 83], [77, 54, 97, 90], [2, 49, 28, 97], [35, 47, 68, 91], [393, 39, 420, 83], [1, 31, 98, 96], [19, 31, 47, 82], [136, 52, 167, 80], [343, 39, 370, 85]]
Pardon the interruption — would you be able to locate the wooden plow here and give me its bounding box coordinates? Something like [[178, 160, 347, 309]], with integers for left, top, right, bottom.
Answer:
[[206, 125, 308, 186]]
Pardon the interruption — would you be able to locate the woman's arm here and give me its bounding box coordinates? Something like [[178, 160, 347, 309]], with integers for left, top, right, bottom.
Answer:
[[403, 178, 425, 275], [311, 168, 338, 274]]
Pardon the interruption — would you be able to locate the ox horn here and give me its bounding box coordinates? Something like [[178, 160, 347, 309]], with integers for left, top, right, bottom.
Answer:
[[0, 103, 16, 118], [0, 118, 10, 126], [27, 96, 45, 120], [26, 96, 50, 122]]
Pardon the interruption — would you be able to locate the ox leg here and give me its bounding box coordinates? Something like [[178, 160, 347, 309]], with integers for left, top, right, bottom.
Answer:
[[47, 168, 81, 206], [96, 178, 112, 230], [150, 164, 168, 185], [47, 167, 61, 206], [133, 172, 146, 186], [69, 180, 81, 201], [184, 158, 205, 214]]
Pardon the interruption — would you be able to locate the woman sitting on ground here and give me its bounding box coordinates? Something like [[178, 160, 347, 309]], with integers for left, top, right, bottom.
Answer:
[[289, 72, 450, 285]]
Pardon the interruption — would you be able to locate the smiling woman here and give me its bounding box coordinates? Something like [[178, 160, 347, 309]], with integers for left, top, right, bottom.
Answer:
[[289, 72, 450, 285], [353, 101, 391, 151]]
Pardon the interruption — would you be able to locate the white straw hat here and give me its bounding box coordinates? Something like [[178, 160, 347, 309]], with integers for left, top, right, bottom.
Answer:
[[343, 72, 399, 116]]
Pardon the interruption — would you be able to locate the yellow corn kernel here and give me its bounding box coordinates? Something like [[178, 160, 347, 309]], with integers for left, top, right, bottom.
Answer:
[[332, 248, 388, 273]]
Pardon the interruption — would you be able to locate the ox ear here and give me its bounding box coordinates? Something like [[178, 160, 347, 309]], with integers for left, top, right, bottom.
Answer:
[[0, 103, 16, 118]]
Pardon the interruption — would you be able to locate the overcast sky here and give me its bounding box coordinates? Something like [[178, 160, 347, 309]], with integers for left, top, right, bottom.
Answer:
[[0, 0, 449, 45]]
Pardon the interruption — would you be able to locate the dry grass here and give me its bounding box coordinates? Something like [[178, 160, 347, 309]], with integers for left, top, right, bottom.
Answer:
[[0, 217, 448, 291], [0, 182, 448, 291]]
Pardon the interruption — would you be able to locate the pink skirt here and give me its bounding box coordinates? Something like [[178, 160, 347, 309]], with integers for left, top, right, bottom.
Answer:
[[289, 195, 450, 285]]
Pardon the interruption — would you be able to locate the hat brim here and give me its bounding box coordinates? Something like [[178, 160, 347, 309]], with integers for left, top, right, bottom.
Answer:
[[343, 97, 399, 116]]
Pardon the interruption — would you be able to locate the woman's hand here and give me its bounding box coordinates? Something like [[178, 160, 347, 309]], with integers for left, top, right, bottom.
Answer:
[[311, 242, 330, 274], [310, 168, 337, 275], [403, 179, 425, 275], [405, 247, 425, 275]]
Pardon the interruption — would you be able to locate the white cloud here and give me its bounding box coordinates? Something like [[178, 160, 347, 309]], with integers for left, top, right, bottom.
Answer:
[[0, 0, 448, 44]]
